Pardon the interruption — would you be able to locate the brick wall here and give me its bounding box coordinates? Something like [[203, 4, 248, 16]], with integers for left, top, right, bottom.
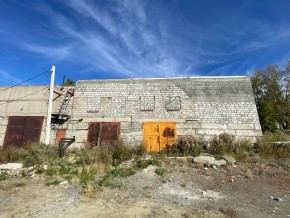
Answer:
[[68, 76, 262, 145]]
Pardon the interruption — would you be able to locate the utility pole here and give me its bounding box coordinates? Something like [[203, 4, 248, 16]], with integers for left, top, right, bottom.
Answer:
[[45, 66, 55, 145]]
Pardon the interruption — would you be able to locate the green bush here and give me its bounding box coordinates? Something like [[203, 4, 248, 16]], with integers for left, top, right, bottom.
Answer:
[[0, 172, 7, 181]]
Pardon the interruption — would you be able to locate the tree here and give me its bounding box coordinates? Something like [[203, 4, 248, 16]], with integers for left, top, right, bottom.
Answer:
[[251, 61, 290, 132], [64, 78, 75, 85]]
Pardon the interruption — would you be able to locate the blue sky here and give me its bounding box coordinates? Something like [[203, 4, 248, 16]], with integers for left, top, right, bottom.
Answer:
[[0, 0, 290, 85]]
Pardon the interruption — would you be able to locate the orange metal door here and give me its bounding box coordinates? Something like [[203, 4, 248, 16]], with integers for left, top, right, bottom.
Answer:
[[159, 122, 176, 149], [143, 122, 176, 152]]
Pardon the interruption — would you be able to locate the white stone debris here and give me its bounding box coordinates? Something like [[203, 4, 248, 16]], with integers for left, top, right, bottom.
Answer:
[[193, 156, 227, 167]]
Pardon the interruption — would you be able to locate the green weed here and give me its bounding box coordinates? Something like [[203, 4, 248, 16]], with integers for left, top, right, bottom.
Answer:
[[155, 167, 166, 176]]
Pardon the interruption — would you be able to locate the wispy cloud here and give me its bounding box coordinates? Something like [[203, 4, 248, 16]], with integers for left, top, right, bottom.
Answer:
[[1, 0, 290, 82], [22, 44, 73, 61], [0, 69, 25, 85]]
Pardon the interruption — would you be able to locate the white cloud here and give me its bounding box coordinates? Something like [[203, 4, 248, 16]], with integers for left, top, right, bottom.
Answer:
[[0, 69, 25, 84]]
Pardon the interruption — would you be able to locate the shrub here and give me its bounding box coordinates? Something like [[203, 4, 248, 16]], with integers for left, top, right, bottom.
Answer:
[[256, 132, 290, 159], [134, 156, 160, 169], [0, 143, 58, 166], [0, 172, 7, 181], [96, 168, 136, 188], [208, 133, 236, 155], [163, 135, 206, 156]]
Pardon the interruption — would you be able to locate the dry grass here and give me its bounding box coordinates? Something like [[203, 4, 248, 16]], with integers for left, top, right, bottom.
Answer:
[[0, 143, 58, 166]]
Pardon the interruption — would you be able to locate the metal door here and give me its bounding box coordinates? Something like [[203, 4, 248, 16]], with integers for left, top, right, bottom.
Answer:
[[143, 122, 176, 152], [87, 122, 120, 146], [4, 116, 43, 147]]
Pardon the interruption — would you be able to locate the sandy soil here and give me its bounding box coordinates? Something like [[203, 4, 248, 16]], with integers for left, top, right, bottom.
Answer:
[[0, 158, 289, 218]]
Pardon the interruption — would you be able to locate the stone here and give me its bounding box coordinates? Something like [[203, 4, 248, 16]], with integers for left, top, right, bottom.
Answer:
[[59, 180, 69, 185], [28, 166, 35, 171], [193, 156, 215, 163], [193, 156, 226, 167], [222, 155, 236, 164], [0, 163, 23, 170], [43, 165, 48, 170], [210, 159, 227, 166]]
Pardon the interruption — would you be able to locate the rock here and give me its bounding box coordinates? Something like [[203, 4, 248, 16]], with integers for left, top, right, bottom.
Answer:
[[275, 197, 283, 202], [0, 163, 23, 170], [210, 159, 227, 166], [43, 165, 48, 170], [0, 163, 23, 175], [193, 156, 215, 163], [193, 156, 226, 167], [269, 196, 283, 202], [28, 166, 35, 171], [222, 155, 236, 164], [59, 180, 69, 185], [27, 170, 36, 176], [119, 159, 134, 169]]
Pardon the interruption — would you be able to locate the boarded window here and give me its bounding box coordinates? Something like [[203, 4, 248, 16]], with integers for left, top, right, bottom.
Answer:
[[165, 96, 181, 111], [100, 97, 112, 116], [140, 96, 155, 111], [4, 116, 44, 147], [87, 122, 120, 146]]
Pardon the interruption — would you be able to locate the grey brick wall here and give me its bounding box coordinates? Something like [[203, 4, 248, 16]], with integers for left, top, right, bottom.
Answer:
[[68, 76, 262, 145]]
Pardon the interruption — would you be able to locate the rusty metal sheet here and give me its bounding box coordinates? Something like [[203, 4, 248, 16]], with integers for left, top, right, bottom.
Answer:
[[143, 122, 177, 152], [4, 116, 44, 147], [87, 122, 120, 146], [87, 122, 100, 145], [56, 129, 66, 143], [100, 123, 119, 141]]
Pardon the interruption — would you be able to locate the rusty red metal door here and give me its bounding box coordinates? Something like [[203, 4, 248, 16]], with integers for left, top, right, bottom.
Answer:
[[56, 129, 66, 144], [4, 116, 44, 147], [87, 122, 120, 146]]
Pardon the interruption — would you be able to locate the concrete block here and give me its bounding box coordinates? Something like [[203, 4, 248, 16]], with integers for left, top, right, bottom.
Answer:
[[228, 124, 254, 130], [201, 123, 227, 129]]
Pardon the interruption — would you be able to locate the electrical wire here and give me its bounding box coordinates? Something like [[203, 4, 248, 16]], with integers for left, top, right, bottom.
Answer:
[[0, 69, 50, 93], [0, 86, 49, 106]]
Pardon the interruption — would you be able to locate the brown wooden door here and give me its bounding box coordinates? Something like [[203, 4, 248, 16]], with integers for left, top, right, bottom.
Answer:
[[4, 116, 44, 147]]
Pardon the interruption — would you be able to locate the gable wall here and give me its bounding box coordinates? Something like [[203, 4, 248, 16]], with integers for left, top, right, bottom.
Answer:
[[68, 76, 262, 146]]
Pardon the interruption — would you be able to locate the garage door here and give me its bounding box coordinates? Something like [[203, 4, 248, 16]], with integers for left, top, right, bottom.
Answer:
[[143, 122, 177, 152], [4, 116, 44, 147], [87, 122, 120, 146]]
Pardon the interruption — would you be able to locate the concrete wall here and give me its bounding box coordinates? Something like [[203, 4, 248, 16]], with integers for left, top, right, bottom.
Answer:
[[0, 86, 62, 146], [69, 76, 262, 146]]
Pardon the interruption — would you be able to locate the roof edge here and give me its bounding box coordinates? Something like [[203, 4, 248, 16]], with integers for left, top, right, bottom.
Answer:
[[77, 76, 248, 83]]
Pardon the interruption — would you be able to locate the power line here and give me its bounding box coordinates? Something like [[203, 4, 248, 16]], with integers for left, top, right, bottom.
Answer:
[[0, 70, 50, 93], [0, 86, 49, 106]]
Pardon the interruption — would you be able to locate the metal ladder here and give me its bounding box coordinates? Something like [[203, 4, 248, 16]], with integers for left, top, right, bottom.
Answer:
[[59, 89, 74, 114]]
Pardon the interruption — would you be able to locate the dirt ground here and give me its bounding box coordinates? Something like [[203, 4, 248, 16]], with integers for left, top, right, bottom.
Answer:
[[0, 158, 289, 218]]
